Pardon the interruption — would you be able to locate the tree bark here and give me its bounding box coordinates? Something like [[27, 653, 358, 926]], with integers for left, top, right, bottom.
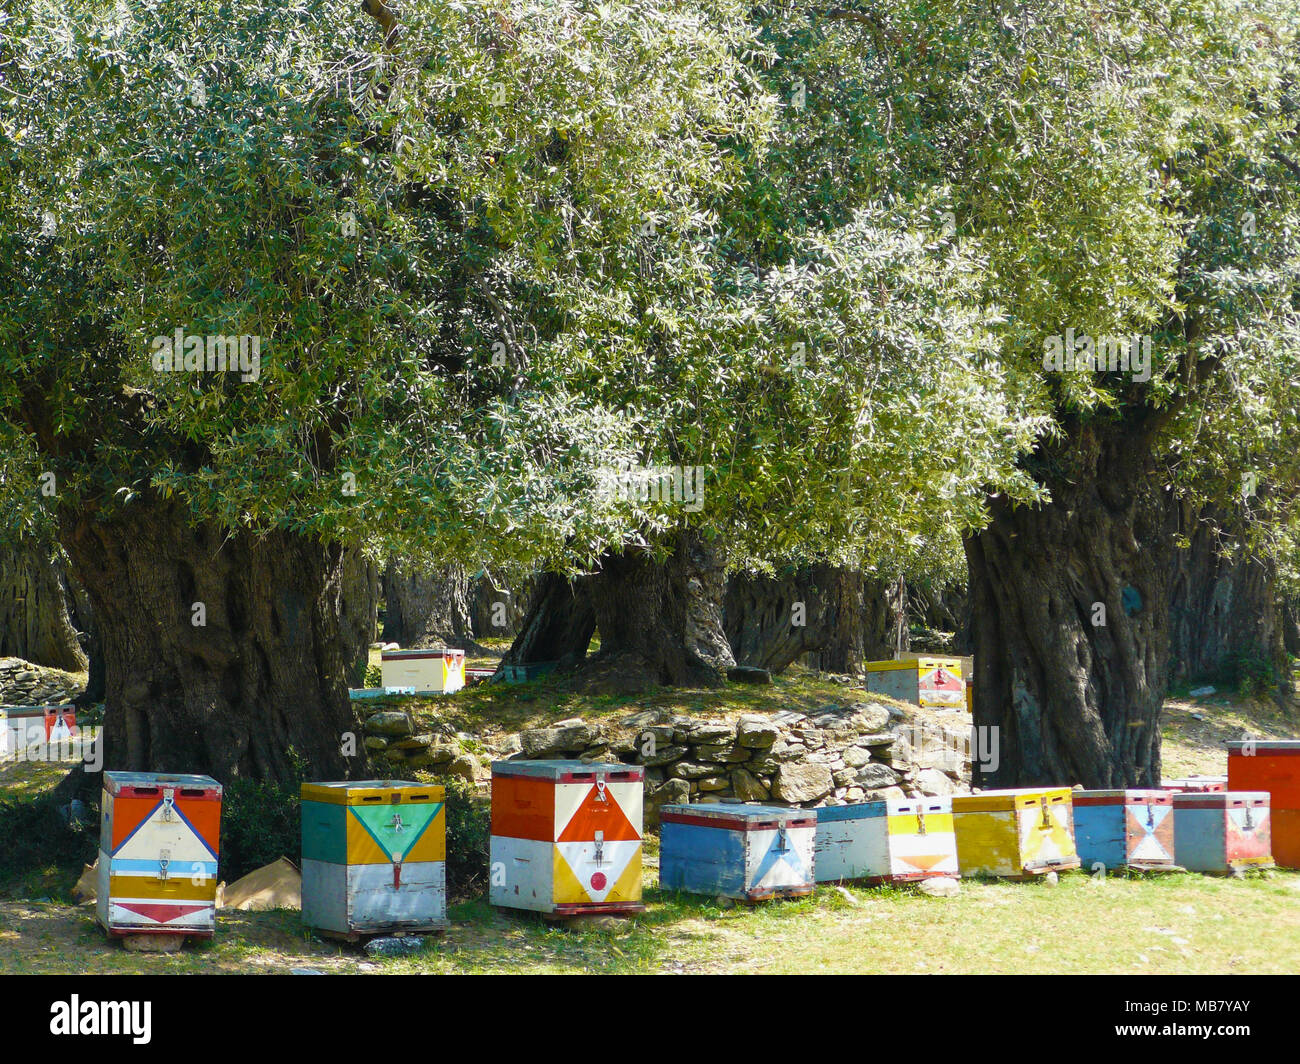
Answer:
[[498, 572, 596, 670], [964, 428, 1171, 788], [0, 537, 87, 672], [381, 559, 477, 651], [724, 566, 899, 674], [470, 573, 527, 640], [1283, 597, 1300, 658], [341, 550, 381, 687], [579, 530, 734, 691], [59, 498, 361, 783], [1166, 501, 1287, 689]]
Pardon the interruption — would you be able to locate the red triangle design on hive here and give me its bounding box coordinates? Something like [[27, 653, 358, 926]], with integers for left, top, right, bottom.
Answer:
[[116, 902, 210, 924], [931, 668, 962, 691], [899, 853, 948, 872], [557, 785, 640, 842]]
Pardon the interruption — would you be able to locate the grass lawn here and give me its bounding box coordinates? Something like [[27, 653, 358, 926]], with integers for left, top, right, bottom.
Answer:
[[2, 869, 1297, 975]]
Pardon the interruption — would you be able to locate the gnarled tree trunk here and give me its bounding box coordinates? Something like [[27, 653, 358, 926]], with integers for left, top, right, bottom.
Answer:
[[1166, 501, 1287, 689], [381, 560, 476, 651], [0, 537, 87, 672], [724, 566, 899, 674], [964, 428, 1171, 788], [579, 530, 733, 691], [470, 573, 527, 640], [498, 572, 596, 671], [59, 498, 361, 783], [341, 550, 381, 687]]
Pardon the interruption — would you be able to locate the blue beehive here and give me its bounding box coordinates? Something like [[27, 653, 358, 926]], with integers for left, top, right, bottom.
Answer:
[[1073, 789, 1176, 872], [659, 803, 815, 901]]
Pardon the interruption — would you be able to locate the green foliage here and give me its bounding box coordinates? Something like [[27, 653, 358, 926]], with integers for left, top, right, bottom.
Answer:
[[441, 776, 490, 902], [1211, 651, 1282, 701], [219, 754, 307, 883], [0, 793, 98, 893]]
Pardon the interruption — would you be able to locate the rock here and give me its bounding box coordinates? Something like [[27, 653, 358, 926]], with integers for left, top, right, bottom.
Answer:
[[917, 877, 961, 898], [401, 750, 436, 769], [391, 733, 434, 751], [578, 744, 610, 759], [669, 761, 724, 781], [863, 786, 908, 801], [916, 768, 954, 797], [73, 861, 98, 904], [426, 742, 459, 764], [365, 711, 414, 737], [651, 778, 692, 805], [842, 746, 874, 768], [696, 776, 729, 792], [843, 701, 892, 733], [692, 743, 750, 764], [364, 936, 430, 958], [519, 728, 565, 758], [1042, 871, 1059, 888], [727, 666, 772, 685], [364, 735, 390, 751], [620, 709, 661, 728], [841, 786, 865, 802], [771, 710, 807, 727], [736, 716, 780, 748], [714, 895, 737, 909], [446, 752, 479, 781], [729, 767, 770, 801], [855, 763, 900, 789], [771, 763, 834, 803], [639, 744, 688, 767], [832, 768, 856, 787], [674, 721, 734, 744], [495, 734, 523, 757]]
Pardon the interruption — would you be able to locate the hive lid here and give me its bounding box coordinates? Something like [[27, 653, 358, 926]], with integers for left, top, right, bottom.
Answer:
[[660, 802, 815, 829], [1073, 789, 1171, 805], [300, 780, 445, 805], [381, 647, 464, 659], [103, 771, 222, 796], [814, 798, 951, 821], [864, 657, 963, 673], [951, 787, 1073, 812], [1226, 741, 1300, 754], [1172, 790, 1269, 806], [491, 759, 643, 781]]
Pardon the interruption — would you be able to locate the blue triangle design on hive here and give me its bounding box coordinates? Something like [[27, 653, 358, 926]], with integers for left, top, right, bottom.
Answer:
[[751, 836, 807, 887]]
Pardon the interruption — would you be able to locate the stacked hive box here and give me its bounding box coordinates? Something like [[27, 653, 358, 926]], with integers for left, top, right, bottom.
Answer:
[[301, 780, 448, 937], [1160, 776, 1227, 793], [96, 771, 222, 939], [1073, 790, 1176, 872], [490, 761, 645, 915], [814, 798, 958, 884], [1227, 741, 1300, 868], [864, 656, 965, 709], [1172, 791, 1272, 873], [660, 803, 816, 901], [380, 648, 466, 694], [951, 788, 1080, 878]]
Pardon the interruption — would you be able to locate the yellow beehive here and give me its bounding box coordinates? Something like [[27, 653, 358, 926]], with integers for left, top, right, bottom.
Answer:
[[952, 788, 1080, 878]]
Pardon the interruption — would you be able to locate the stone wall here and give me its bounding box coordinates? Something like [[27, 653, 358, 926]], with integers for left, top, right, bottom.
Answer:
[[0, 657, 83, 706], [359, 694, 973, 822]]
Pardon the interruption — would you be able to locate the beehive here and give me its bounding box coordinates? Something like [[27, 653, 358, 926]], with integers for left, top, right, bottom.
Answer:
[[1227, 740, 1300, 868], [379, 648, 466, 694], [301, 780, 447, 937], [813, 798, 958, 884], [1072, 790, 1176, 872], [490, 761, 644, 915], [951, 788, 1080, 878], [1160, 776, 1227, 794], [97, 772, 222, 938], [1172, 791, 1273, 873], [863, 656, 965, 710], [659, 803, 816, 901], [0, 706, 76, 760]]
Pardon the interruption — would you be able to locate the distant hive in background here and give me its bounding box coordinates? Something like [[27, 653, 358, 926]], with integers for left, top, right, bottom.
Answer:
[[1227, 741, 1300, 869], [490, 760, 645, 916], [380, 648, 466, 694], [951, 788, 1080, 879], [659, 802, 816, 901], [814, 798, 958, 884], [97, 771, 222, 940], [301, 780, 448, 938], [863, 656, 966, 710]]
